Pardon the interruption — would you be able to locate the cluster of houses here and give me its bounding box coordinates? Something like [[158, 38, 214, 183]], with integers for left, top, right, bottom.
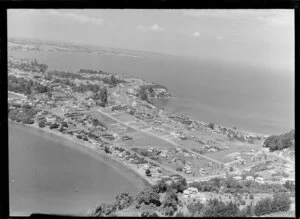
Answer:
[[168, 114, 193, 125], [230, 174, 265, 184], [184, 163, 193, 174], [142, 163, 162, 177], [183, 187, 207, 202], [8, 98, 28, 109], [198, 168, 208, 176]]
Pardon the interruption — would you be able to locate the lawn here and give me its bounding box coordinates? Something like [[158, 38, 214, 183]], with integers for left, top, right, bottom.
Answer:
[[122, 132, 175, 149]]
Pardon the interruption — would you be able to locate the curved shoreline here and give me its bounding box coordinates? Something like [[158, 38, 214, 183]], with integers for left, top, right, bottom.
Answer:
[[9, 121, 153, 189]]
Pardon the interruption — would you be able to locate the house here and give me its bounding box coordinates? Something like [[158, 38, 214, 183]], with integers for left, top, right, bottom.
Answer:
[[245, 176, 254, 181], [186, 169, 192, 174], [160, 153, 167, 158], [183, 187, 198, 196], [255, 177, 265, 184], [176, 147, 182, 152], [128, 158, 134, 162], [281, 178, 295, 183], [233, 176, 243, 181], [148, 148, 154, 152]]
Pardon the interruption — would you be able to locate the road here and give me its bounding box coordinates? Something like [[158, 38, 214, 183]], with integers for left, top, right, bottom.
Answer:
[[39, 107, 226, 182], [96, 109, 224, 166]]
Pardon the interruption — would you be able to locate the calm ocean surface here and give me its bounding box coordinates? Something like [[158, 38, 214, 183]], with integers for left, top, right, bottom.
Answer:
[[8, 49, 294, 215], [9, 122, 147, 216], [9, 50, 294, 134]]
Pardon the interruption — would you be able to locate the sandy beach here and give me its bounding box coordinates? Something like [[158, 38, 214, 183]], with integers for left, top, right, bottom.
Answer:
[[9, 120, 154, 187]]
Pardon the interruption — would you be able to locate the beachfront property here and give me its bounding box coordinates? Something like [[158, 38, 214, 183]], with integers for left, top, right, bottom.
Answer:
[[7, 24, 295, 217]]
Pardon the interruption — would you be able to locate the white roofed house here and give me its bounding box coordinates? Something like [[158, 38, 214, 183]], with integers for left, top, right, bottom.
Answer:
[[143, 164, 150, 170], [186, 169, 192, 174], [176, 147, 182, 152], [183, 187, 198, 198], [233, 176, 243, 181], [255, 176, 265, 184], [245, 176, 254, 181]]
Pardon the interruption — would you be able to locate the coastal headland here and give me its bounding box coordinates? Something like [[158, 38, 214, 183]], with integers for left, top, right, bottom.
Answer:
[[8, 54, 295, 217]]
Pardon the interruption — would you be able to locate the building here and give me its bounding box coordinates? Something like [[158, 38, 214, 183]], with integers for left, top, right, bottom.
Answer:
[[233, 176, 243, 181], [184, 187, 198, 195], [245, 176, 254, 181], [186, 169, 192, 174], [255, 177, 265, 184], [176, 147, 182, 152], [148, 148, 154, 152], [183, 187, 200, 199]]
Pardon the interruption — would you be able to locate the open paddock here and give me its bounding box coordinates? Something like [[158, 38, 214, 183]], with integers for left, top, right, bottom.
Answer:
[[85, 110, 118, 126], [202, 144, 256, 163], [122, 132, 175, 149], [114, 113, 136, 122]]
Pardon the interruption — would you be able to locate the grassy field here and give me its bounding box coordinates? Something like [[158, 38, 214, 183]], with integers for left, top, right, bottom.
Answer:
[[122, 132, 175, 148]]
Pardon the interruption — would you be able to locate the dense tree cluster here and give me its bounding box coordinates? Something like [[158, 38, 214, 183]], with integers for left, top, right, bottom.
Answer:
[[115, 192, 134, 211], [189, 176, 289, 195], [140, 211, 158, 217], [8, 75, 50, 95], [135, 188, 161, 207], [9, 106, 38, 124], [103, 74, 126, 87], [50, 123, 59, 129], [89, 192, 134, 217], [162, 190, 179, 216], [104, 146, 111, 154], [91, 118, 107, 130], [34, 83, 49, 93], [92, 87, 108, 106], [8, 75, 33, 95], [89, 202, 117, 217], [38, 119, 46, 128], [151, 177, 187, 194], [263, 130, 294, 152], [139, 88, 148, 101], [145, 169, 151, 176], [208, 122, 215, 129], [187, 200, 205, 216], [79, 69, 109, 75], [175, 211, 185, 217], [200, 199, 239, 217], [254, 193, 291, 216], [138, 84, 168, 102], [8, 59, 48, 73], [88, 175, 292, 217]]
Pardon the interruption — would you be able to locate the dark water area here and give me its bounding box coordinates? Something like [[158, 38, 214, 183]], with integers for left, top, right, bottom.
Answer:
[[9, 122, 147, 216], [9, 50, 294, 134]]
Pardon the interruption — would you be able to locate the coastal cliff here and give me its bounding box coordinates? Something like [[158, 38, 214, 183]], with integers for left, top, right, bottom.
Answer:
[[138, 84, 171, 101]]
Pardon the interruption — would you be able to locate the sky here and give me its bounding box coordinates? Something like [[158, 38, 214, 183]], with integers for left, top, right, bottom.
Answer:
[[8, 9, 294, 72]]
